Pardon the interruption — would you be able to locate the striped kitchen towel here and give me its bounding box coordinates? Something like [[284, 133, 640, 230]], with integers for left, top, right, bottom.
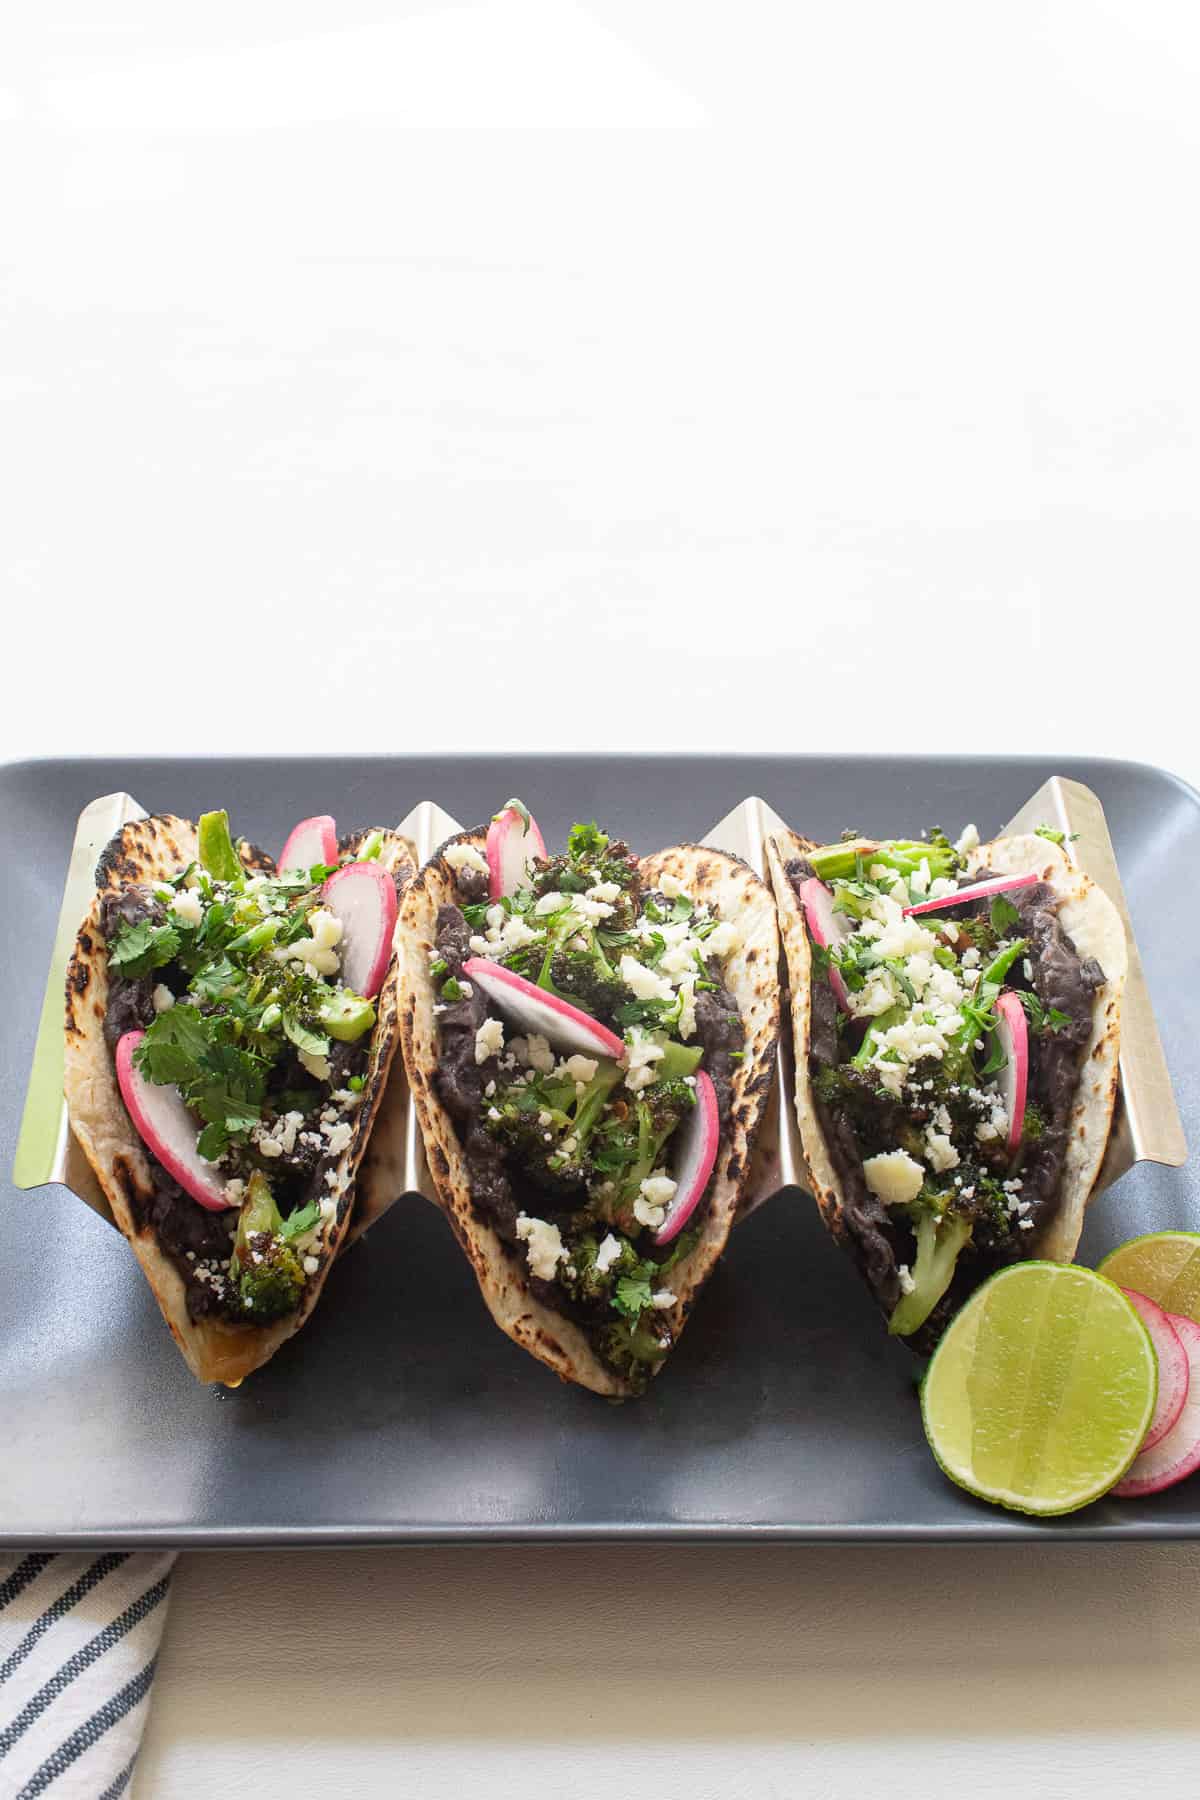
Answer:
[[0, 1554, 175, 1799]]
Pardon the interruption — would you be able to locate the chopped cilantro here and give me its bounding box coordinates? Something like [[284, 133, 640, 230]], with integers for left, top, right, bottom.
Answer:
[[280, 1198, 322, 1241], [109, 919, 182, 979], [1015, 989, 1071, 1035], [990, 895, 1020, 932], [612, 1273, 654, 1320]]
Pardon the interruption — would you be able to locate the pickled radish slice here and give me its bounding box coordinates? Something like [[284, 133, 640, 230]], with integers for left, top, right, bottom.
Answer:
[[461, 959, 623, 1060], [799, 876, 852, 1012], [1120, 1289, 1190, 1453], [322, 862, 397, 999], [904, 872, 1039, 917], [993, 991, 1029, 1152], [279, 815, 338, 873], [116, 1031, 233, 1212], [486, 803, 546, 900], [653, 1070, 719, 1247], [1115, 1313, 1200, 1497]]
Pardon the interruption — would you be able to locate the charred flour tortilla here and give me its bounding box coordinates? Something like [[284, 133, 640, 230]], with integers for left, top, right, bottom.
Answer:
[[767, 828, 1126, 1347], [64, 813, 413, 1385], [397, 823, 779, 1397]]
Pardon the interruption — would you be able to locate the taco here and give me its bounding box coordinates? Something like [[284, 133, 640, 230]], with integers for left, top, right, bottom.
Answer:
[[396, 802, 780, 1396], [767, 823, 1127, 1347], [64, 808, 414, 1384]]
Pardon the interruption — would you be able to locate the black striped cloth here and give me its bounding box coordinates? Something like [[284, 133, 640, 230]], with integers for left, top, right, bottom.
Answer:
[[0, 1554, 175, 1797]]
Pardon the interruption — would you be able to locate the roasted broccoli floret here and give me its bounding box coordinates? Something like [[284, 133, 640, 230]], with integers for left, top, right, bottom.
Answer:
[[486, 1058, 623, 1195], [563, 1231, 641, 1304], [549, 944, 629, 1022], [530, 820, 639, 902], [229, 1171, 308, 1322], [596, 1313, 672, 1392]]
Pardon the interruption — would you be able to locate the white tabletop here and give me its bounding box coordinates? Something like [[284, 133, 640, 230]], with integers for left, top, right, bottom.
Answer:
[[5, 4, 1200, 1795]]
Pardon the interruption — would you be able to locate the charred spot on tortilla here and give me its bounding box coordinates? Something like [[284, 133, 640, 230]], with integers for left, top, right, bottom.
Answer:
[[395, 807, 780, 1398]]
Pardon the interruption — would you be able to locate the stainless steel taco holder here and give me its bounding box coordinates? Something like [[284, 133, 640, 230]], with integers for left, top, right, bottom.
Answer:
[[13, 778, 1186, 1233]]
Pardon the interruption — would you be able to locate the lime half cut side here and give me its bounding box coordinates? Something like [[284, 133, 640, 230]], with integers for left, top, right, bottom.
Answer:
[[1098, 1232, 1200, 1326], [921, 1262, 1158, 1517]]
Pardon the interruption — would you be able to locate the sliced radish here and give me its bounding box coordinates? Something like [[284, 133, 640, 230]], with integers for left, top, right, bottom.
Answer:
[[486, 802, 546, 900], [799, 876, 853, 1012], [992, 991, 1029, 1152], [461, 958, 623, 1059], [1120, 1289, 1190, 1452], [322, 861, 397, 999], [116, 1031, 234, 1212], [904, 872, 1040, 917], [1114, 1312, 1200, 1497], [654, 1070, 720, 1247], [279, 815, 338, 873]]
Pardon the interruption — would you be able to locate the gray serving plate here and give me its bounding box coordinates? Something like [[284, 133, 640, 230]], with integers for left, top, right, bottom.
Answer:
[[2, 754, 1197, 1547]]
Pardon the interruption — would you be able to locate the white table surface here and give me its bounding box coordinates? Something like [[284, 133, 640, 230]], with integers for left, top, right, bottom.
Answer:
[[5, 4, 1200, 1795]]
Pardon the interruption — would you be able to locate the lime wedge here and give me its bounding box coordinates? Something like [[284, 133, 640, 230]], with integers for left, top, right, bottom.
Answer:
[[1098, 1232, 1200, 1325], [921, 1262, 1157, 1516]]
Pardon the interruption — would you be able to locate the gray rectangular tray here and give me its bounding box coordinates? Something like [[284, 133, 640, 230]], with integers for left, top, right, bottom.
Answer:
[[2, 754, 1196, 1546]]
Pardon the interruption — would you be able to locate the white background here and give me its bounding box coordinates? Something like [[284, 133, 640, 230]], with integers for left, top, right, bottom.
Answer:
[[4, 3, 1200, 1796]]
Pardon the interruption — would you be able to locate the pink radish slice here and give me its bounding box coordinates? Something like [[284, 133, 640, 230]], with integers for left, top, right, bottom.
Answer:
[[461, 958, 623, 1060], [1120, 1290, 1190, 1452], [654, 1070, 720, 1247], [1114, 1311, 1200, 1497], [322, 862, 397, 999], [904, 872, 1040, 917], [116, 1031, 233, 1212], [799, 877, 852, 1012], [279, 815, 338, 873], [992, 991, 1029, 1152], [486, 804, 546, 900]]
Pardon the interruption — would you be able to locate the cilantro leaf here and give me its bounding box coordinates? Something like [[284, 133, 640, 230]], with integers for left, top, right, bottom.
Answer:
[[280, 1198, 322, 1241], [990, 895, 1020, 932], [612, 1274, 653, 1320], [133, 1005, 213, 1085], [1015, 989, 1070, 1035], [568, 821, 609, 862], [614, 997, 674, 1030], [109, 919, 182, 980], [197, 1120, 230, 1163], [189, 954, 241, 1003]]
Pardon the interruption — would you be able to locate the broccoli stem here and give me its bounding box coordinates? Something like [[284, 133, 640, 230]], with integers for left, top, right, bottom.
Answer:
[[573, 1061, 623, 1138], [808, 840, 957, 885], [226, 917, 282, 957], [979, 936, 1028, 991], [888, 1209, 973, 1337], [235, 1169, 281, 1246], [944, 936, 1030, 1078], [655, 1041, 704, 1081], [852, 1003, 907, 1070]]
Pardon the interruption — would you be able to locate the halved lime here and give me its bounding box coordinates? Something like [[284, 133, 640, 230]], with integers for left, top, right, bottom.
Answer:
[[921, 1262, 1158, 1516], [1098, 1232, 1200, 1325]]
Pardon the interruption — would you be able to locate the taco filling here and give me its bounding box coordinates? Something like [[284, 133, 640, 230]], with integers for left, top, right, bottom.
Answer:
[[95, 810, 400, 1329], [429, 818, 748, 1391], [784, 826, 1113, 1345]]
